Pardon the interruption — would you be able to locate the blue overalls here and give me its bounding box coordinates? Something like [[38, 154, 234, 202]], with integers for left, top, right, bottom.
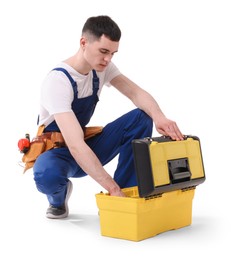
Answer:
[[33, 68, 153, 207]]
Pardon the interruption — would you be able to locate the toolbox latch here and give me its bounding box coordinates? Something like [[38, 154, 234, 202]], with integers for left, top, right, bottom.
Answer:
[[168, 158, 191, 184]]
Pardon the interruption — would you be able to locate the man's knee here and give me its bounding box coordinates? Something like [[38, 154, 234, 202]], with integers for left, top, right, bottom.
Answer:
[[135, 109, 153, 129], [33, 154, 65, 194]]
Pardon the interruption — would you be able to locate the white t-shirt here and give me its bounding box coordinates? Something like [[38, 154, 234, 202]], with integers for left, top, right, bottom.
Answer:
[[38, 61, 121, 127]]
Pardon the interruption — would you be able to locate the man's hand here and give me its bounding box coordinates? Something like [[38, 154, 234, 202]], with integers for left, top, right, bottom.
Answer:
[[155, 117, 184, 141], [109, 189, 126, 197]]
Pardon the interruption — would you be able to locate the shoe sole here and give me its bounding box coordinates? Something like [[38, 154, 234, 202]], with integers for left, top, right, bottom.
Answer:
[[46, 180, 73, 219]]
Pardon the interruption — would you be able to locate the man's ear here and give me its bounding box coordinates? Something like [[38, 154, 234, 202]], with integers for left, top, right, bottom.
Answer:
[[80, 37, 87, 48]]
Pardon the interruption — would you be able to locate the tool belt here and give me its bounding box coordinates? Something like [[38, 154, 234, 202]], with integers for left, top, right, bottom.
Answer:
[[20, 125, 103, 173]]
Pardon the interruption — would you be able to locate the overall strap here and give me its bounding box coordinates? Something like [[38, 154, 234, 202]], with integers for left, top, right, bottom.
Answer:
[[92, 70, 99, 95], [53, 68, 99, 96], [37, 67, 78, 126], [53, 67, 78, 97]]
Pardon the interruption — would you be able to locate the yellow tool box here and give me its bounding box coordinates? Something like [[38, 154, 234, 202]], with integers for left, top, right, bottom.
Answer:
[[95, 135, 205, 241]]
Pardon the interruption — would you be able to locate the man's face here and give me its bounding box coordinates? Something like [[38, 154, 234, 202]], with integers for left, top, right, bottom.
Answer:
[[82, 34, 119, 72]]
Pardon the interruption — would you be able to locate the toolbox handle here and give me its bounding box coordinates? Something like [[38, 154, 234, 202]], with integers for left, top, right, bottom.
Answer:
[[168, 158, 191, 184], [146, 135, 200, 143]]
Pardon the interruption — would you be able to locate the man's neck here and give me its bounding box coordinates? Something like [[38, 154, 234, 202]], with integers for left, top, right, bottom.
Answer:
[[63, 51, 91, 75]]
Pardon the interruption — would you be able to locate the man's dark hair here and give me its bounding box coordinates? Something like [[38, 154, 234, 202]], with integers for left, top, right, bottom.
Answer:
[[82, 15, 121, 41]]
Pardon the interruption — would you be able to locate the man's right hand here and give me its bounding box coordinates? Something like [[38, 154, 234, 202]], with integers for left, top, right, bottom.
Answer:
[[110, 189, 126, 197]]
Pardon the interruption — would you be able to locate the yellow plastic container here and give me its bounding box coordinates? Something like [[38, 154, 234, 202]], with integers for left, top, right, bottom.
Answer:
[[95, 186, 195, 241]]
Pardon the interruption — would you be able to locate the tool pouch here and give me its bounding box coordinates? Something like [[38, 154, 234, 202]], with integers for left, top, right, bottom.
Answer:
[[21, 135, 54, 173], [20, 125, 50, 173]]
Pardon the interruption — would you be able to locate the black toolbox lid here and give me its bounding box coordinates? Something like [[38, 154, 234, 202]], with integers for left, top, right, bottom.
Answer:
[[132, 135, 205, 198]]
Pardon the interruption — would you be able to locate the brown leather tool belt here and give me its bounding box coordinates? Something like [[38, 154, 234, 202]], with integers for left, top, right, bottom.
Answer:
[[35, 132, 66, 148], [21, 125, 103, 173], [35, 126, 104, 148]]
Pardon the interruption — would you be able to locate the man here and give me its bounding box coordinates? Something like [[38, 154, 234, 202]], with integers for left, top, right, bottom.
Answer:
[[34, 15, 184, 219]]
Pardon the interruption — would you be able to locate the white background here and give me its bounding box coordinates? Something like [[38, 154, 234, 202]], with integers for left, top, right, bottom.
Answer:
[[1, 0, 248, 259]]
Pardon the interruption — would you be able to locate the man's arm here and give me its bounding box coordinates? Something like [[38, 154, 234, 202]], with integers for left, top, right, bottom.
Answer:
[[110, 74, 184, 141], [54, 111, 125, 196]]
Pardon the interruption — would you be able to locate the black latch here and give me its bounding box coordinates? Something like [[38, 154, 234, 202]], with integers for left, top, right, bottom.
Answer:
[[168, 158, 191, 184]]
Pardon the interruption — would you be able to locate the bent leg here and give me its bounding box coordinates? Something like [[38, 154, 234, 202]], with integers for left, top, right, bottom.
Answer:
[[87, 109, 153, 188], [33, 147, 83, 207], [113, 109, 153, 187]]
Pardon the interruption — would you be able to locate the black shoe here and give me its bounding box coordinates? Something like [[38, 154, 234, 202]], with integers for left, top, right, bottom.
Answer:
[[46, 180, 73, 219]]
